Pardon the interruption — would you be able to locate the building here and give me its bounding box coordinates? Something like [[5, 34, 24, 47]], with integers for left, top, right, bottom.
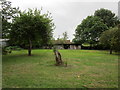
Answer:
[[53, 40, 81, 49], [0, 39, 81, 49], [0, 39, 9, 47]]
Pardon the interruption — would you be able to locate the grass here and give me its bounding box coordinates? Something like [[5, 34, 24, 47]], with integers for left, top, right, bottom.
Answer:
[[2, 49, 118, 88]]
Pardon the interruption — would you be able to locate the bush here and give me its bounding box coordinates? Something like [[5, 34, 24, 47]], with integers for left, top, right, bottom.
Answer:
[[2, 46, 12, 55], [100, 26, 120, 54], [10, 46, 22, 51], [2, 46, 22, 55]]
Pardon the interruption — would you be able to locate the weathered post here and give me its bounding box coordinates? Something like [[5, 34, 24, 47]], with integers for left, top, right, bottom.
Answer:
[[53, 46, 63, 66]]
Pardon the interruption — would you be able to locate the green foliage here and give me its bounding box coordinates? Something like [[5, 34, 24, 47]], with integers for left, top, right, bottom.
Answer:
[[9, 8, 54, 55], [10, 8, 54, 45], [2, 46, 22, 55], [100, 26, 120, 52], [55, 31, 69, 44], [94, 8, 119, 28], [10, 46, 22, 50], [73, 16, 108, 45], [73, 8, 119, 47], [53, 46, 57, 52], [2, 46, 12, 55], [1, 0, 20, 38], [62, 31, 68, 40]]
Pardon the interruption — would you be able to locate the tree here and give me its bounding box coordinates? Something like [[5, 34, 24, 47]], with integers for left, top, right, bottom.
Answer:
[[100, 26, 120, 54], [73, 16, 108, 46], [9, 9, 54, 56], [1, 0, 20, 38], [94, 8, 119, 28], [55, 31, 69, 44], [61, 31, 69, 44], [63, 31, 68, 40]]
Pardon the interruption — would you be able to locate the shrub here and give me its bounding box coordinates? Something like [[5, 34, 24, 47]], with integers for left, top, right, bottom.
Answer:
[[2, 46, 22, 55], [2, 46, 12, 55]]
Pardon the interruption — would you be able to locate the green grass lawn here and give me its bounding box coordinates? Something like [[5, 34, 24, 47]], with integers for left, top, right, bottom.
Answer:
[[2, 49, 118, 88]]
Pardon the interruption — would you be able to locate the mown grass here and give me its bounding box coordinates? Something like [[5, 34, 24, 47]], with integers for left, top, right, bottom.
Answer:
[[2, 49, 118, 88]]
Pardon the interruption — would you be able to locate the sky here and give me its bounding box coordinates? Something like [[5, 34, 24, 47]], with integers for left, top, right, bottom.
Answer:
[[9, 0, 119, 41]]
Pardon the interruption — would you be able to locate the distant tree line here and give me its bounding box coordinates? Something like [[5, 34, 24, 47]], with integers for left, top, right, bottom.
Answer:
[[73, 8, 120, 54], [2, 0, 120, 55]]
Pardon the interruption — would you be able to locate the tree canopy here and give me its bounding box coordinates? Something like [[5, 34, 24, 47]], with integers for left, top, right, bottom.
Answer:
[[73, 8, 119, 50], [1, 0, 20, 38], [94, 8, 119, 28], [100, 25, 120, 54], [73, 16, 108, 45], [9, 9, 54, 56]]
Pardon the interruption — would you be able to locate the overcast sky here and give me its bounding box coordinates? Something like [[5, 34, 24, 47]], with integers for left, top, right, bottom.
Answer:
[[9, 0, 119, 41]]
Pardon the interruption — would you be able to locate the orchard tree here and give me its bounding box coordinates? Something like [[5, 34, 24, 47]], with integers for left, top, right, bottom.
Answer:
[[94, 8, 119, 28], [73, 16, 108, 46], [100, 26, 120, 54], [9, 9, 54, 56], [1, 0, 20, 38]]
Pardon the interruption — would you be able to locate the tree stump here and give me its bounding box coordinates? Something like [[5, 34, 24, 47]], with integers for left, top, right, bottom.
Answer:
[[53, 47, 63, 66]]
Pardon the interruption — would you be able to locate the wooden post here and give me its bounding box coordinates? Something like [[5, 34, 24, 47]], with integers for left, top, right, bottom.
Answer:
[[53, 46, 63, 66], [28, 38, 32, 56]]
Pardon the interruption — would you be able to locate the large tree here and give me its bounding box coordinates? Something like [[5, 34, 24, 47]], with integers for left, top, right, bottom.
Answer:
[[1, 0, 20, 38], [73, 16, 108, 46], [9, 9, 54, 56], [94, 8, 119, 28], [100, 25, 120, 54]]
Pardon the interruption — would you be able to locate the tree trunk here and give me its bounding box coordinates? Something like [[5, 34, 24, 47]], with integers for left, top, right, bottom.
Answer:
[[28, 38, 32, 56], [54, 50, 63, 66], [110, 47, 112, 54], [89, 43, 92, 50]]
